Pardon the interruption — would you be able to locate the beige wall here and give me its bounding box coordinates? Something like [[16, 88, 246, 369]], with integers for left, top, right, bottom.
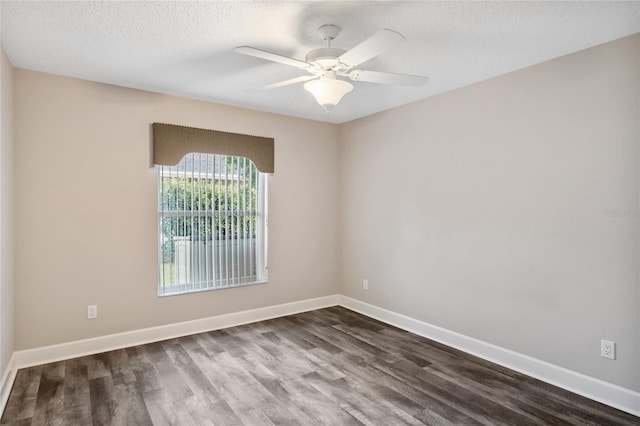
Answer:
[[0, 45, 15, 378], [13, 70, 340, 350], [339, 34, 640, 391]]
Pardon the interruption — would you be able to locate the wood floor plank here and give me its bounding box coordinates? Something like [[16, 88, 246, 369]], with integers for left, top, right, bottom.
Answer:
[[161, 337, 222, 404], [111, 381, 154, 426], [255, 324, 346, 382], [214, 350, 302, 425], [231, 330, 360, 425], [162, 336, 245, 425], [124, 345, 162, 395], [278, 377, 365, 426], [187, 345, 274, 425], [141, 388, 198, 426], [88, 376, 116, 426], [333, 321, 567, 424], [106, 349, 136, 386], [312, 347, 486, 425], [232, 345, 326, 425], [278, 316, 344, 354], [1, 307, 638, 426], [293, 312, 402, 364], [85, 353, 110, 381], [143, 341, 194, 402], [0, 365, 42, 423], [31, 361, 65, 426], [62, 357, 92, 425], [304, 372, 413, 426], [423, 362, 571, 425], [0, 418, 33, 426]]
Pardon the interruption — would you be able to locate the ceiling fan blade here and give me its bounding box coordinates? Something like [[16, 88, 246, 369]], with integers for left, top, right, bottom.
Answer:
[[247, 75, 317, 92], [349, 69, 429, 87], [338, 29, 405, 67], [234, 46, 310, 69]]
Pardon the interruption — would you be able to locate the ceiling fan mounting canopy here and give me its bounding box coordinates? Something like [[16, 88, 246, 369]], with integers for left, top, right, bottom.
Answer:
[[317, 24, 340, 42], [234, 23, 429, 109]]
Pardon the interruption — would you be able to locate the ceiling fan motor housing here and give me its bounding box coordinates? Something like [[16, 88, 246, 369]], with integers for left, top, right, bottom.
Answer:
[[305, 48, 348, 70]]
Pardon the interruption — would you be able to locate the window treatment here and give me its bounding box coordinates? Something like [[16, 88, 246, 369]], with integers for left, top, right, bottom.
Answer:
[[152, 123, 274, 173]]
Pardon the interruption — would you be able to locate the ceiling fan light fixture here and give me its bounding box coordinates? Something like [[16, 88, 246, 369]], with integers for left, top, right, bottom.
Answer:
[[304, 77, 353, 110]]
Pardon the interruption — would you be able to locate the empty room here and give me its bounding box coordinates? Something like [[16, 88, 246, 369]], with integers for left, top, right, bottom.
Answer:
[[0, 1, 639, 425]]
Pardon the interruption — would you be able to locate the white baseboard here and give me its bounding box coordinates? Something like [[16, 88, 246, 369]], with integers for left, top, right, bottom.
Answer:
[[338, 295, 640, 417], [3, 293, 638, 418], [0, 354, 16, 416], [12, 294, 340, 370]]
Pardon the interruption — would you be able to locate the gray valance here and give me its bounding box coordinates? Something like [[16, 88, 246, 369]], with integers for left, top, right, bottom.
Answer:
[[152, 123, 274, 173]]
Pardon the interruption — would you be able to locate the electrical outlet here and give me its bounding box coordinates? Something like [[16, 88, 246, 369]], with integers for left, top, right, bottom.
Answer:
[[87, 305, 98, 320], [601, 339, 615, 360], [363, 279, 368, 290]]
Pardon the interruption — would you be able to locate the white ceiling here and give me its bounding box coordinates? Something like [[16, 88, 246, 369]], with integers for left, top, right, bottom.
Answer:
[[1, 1, 639, 124]]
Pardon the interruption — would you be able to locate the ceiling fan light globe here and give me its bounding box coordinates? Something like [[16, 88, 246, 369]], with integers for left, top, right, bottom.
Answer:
[[304, 79, 353, 109]]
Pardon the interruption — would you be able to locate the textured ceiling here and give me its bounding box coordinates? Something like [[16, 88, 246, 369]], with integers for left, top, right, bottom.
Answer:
[[1, 1, 639, 124]]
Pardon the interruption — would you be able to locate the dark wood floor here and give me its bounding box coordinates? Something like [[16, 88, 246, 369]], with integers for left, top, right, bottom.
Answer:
[[1, 307, 638, 426]]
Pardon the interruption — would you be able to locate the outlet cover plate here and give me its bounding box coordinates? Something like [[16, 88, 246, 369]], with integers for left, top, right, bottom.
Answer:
[[88, 305, 97, 320], [601, 339, 615, 360]]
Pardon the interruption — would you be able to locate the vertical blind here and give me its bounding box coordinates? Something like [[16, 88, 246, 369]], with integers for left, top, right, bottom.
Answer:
[[158, 153, 267, 296]]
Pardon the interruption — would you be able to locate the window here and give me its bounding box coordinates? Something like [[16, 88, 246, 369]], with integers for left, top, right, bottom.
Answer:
[[157, 153, 267, 296]]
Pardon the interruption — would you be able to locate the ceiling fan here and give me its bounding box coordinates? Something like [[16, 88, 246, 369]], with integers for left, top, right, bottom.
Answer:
[[234, 24, 429, 110]]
